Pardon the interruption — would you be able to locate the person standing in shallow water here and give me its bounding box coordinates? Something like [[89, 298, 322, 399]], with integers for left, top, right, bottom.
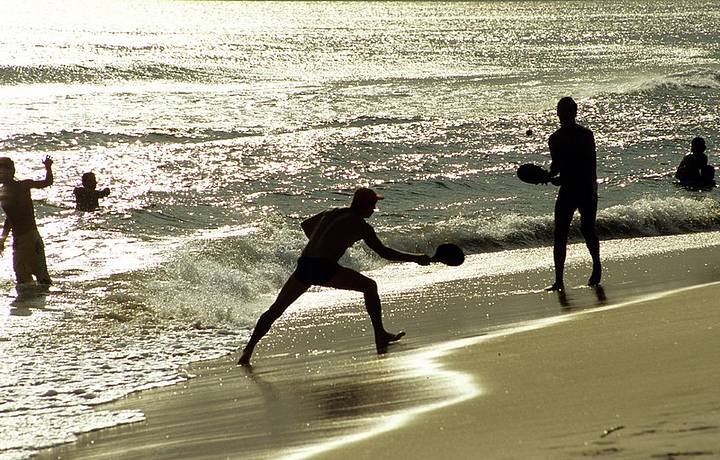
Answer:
[[74, 172, 110, 211], [0, 156, 53, 285], [546, 97, 601, 291], [238, 187, 431, 366]]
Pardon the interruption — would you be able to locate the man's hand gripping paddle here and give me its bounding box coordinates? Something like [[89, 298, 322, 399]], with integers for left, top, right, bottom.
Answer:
[[517, 163, 553, 185]]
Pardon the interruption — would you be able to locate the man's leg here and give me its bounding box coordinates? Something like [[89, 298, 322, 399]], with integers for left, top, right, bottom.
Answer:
[[12, 243, 33, 285], [549, 198, 575, 291], [33, 237, 52, 285], [579, 197, 601, 286], [238, 275, 309, 366], [321, 267, 403, 353]]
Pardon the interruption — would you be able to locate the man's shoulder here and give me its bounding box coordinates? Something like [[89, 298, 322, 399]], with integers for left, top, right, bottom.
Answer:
[[572, 123, 594, 138], [550, 125, 582, 140], [321, 207, 367, 228], [345, 210, 371, 229], [322, 207, 347, 220], [11, 179, 35, 192], [553, 123, 593, 134], [333, 209, 372, 232], [685, 152, 708, 166]]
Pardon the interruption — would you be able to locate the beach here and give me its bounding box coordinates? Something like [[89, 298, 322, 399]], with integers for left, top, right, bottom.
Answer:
[[35, 234, 720, 460], [315, 282, 720, 460], [2, 1, 720, 458]]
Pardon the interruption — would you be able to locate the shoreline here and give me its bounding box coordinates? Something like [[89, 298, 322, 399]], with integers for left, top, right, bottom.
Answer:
[[315, 281, 720, 459], [307, 280, 720, 459], [33, 234, 720, 460]]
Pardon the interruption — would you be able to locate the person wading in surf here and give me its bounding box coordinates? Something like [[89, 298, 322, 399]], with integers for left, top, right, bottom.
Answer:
[[546, 97, 601, 291], [73, 172, 110, 212], [0, 156, 54, 285], [238, 187, 430, 366]]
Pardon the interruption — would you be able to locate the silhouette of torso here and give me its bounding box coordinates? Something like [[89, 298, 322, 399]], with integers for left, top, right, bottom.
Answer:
[[301, 207, 371, 262], [1, 181, 38, 236], [549, 123, 597, 196], [675, 153, 708, 182], [74, 187, 102, 211]]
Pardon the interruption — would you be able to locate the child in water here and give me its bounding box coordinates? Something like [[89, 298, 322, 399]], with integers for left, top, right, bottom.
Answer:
[[74, 172, 110, 211], [675, 137, 715, 185]]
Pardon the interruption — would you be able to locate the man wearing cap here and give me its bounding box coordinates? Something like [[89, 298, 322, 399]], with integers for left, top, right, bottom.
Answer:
[[0, 156, 54, 285], [238, 187, 430, 366]]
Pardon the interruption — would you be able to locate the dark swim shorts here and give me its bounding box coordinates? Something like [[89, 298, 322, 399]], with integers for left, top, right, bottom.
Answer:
[[294, 257, 340, 285]]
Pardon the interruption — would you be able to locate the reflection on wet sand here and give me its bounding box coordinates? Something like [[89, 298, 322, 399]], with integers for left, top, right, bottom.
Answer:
[[9, 284, 50, 316], [236, 353, 457, 459], [557, 284, 608, 310]]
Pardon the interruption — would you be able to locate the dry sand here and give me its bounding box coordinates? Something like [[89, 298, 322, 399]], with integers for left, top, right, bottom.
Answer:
[[316, 282, 720, 460]]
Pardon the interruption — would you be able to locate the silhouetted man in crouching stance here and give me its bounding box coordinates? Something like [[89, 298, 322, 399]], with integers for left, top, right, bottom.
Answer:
[[546, 97, 601, 291], [238, 188, 430, 366]]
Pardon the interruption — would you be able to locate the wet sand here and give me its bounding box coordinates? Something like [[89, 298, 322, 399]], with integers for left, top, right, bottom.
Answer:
[[35, 234, 720, 460]]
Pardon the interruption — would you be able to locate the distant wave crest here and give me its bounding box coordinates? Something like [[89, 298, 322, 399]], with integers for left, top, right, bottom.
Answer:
[[318, 115, 424, 130], [0, 128, 258, 151], [614, 69, 720, 96], [0, 63, 223, 85], [386, 196, 720, 252]]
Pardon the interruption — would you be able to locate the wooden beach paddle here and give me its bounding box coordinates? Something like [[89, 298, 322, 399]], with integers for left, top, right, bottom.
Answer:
[[517, 163, 552, 185], [431, 243, 465, 266]]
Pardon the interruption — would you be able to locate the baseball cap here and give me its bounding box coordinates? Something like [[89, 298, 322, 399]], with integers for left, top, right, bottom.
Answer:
[[351, 187, 384, 209]]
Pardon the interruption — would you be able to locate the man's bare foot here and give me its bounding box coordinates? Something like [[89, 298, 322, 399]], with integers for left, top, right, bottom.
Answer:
[[238, 350, 252, 366], [588, 266, 602, 286], [375, 331, 406, 354], [545, 282, 564, 292], [592, 284, 607, 303]]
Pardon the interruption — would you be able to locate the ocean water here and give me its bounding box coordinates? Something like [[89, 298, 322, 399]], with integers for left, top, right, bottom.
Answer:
[[1, 1, 719, 458]]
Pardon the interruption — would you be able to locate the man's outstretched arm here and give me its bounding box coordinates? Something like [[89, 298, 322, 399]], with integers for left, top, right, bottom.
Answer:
[[363, 225, 429, 265]]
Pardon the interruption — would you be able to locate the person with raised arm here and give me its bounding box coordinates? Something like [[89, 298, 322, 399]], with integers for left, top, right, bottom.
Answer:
[[0, 156, 54, 285]]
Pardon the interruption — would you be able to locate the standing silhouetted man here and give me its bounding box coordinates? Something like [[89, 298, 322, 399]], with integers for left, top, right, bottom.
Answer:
[[238, 188, 430, 366], [0, 156, 54, 285], [546, 97, 601, 291]]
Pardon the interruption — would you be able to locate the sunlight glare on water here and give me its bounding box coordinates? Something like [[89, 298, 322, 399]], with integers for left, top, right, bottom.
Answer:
[[1, 0, 719, 458]]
